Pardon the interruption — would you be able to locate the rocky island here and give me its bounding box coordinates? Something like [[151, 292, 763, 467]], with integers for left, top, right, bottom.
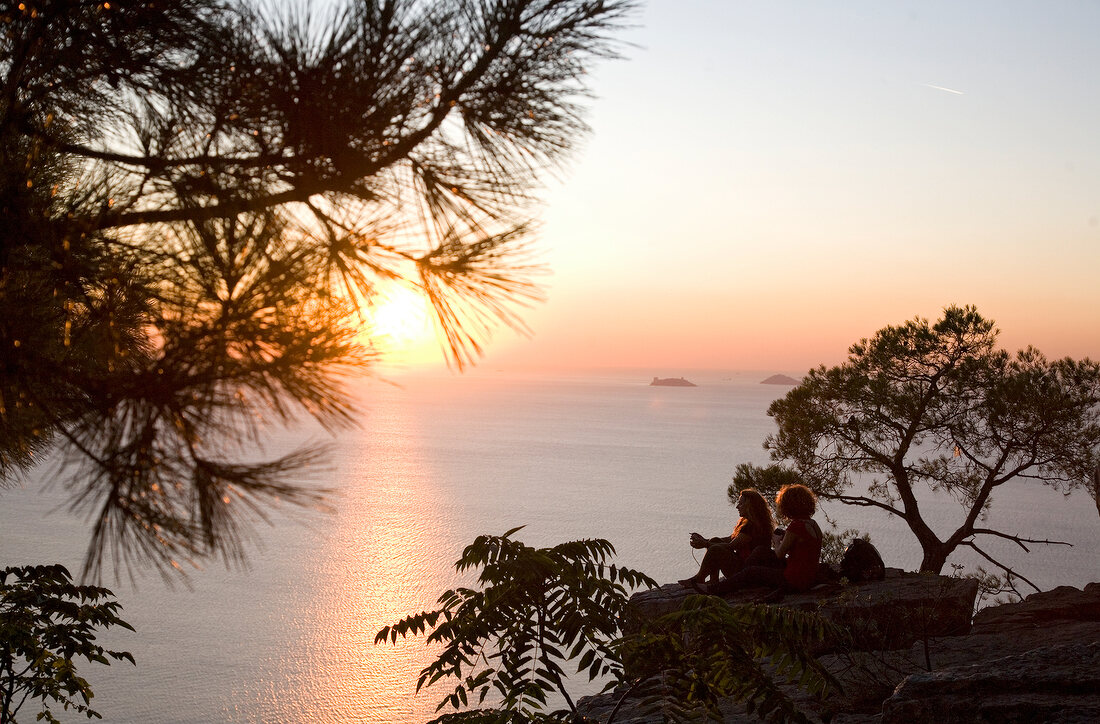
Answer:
[[650, 376, 697, 387], [761, 373, 799, 385]]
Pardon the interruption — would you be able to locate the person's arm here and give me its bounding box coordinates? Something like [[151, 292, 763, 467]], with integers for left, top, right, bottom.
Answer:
[[775, 526, 801, 559], [777, 520, 821, 558], [729, 528, 754, 553], [690, 532, 731, 548]]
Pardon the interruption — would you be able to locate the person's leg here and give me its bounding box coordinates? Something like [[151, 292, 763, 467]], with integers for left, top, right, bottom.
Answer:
[[744, 544, 781, 569], [711, 544, 744, 583], [680, 543, 733, 587], [709, 564, 786, 596]]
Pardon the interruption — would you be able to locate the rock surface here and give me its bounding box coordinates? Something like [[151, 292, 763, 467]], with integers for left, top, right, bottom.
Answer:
[[881, 641, 1100, 724], [831, 584, 1100, 722], [627, 568, 977, 652], [579, 579, 1100, 723], [970, 582, 1100, 633]]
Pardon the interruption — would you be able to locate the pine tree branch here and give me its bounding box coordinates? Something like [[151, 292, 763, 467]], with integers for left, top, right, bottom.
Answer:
[[968, 528, 1073, 550], [961, 541, 1042, 593]]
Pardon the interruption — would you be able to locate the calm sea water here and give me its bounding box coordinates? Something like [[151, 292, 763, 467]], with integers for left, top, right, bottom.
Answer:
[[2, 370, 1097, 723]]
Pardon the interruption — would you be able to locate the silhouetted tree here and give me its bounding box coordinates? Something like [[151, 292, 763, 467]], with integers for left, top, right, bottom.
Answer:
[[377, 528, 835, 723], [0, 0, 635, 579], [741, 306, 1100, 586], [1, 565, 133, 723]]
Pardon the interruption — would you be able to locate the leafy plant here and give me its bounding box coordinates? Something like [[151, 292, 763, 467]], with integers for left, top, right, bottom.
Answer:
[[376, 527, 655, 722], [378, 530, 841, 723], [617, 595, 838, 724], [0, 565, 134, 724], [727, 463, 802, 505]]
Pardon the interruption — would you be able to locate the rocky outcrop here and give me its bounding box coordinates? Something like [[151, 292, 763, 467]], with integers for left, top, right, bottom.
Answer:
[[650, 376, 697, 387], [627, 568, 977, 652], [760, 374, 799, 385], [579, 579, 1100, 723], [970, 582, 1100, 634], [876, 582, 1100, 723], [895, 581, 1100, 673], [881, 642, 1100, 723]]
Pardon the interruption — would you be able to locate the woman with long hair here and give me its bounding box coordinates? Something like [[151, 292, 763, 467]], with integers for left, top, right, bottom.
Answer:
[[679, 488, 776, 588], [706, 483, 823, 598]]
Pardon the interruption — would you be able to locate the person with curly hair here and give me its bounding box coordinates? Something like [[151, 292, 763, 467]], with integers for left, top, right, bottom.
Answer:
[[702, 483, 823, 599], [678, 488, 776, 589]]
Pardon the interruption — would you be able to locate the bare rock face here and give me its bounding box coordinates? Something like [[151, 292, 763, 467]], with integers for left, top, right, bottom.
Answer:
[[879, 582, 1100, 723], [970, 581, 1100, 634], [895, 582, 1100, 674], [626, 568, 977, 652], [582, 579, 1100, 723], [881, 641, 1100, 724]]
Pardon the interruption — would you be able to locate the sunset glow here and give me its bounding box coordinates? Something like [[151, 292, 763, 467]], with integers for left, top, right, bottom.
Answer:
[[394, 0, 1100, 375], [364, 286, 444, 367]]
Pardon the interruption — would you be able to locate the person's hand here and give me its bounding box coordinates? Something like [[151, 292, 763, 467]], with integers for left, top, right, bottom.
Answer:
[[690, 532, 707, 549]]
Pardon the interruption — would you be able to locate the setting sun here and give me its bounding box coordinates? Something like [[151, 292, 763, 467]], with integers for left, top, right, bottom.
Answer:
[[363, 285, 443, 366]]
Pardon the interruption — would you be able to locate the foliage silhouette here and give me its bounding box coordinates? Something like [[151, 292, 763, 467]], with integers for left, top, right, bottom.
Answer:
[[377, 528, 836, 723], [0, 0, 635, 580], [737, 305, 1100, 583], [376, 527, 656, 722], [0, 564, 134, 723], [618, 595, 837, 724]]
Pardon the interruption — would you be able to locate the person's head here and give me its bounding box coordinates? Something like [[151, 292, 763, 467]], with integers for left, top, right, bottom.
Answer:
[[734, 488, 775, 532], [775, 484, 817, 520]]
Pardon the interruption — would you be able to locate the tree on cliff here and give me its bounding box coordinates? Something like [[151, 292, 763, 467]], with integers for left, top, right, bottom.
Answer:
[[0, 0, 634, 580], [737, 306, 1100, 587]]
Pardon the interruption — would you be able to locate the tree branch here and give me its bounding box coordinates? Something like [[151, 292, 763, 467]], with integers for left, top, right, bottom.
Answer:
[[51, 139, 286, 173], [606, 677, 644, 723], [969, 528, 1073, 551], [817, 491, 904, 518], [94, 181, 347, 229], [961, 541, 1042, 594]]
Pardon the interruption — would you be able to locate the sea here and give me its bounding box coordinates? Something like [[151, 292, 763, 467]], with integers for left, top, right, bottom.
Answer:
[[2, 369, 1097, 723]]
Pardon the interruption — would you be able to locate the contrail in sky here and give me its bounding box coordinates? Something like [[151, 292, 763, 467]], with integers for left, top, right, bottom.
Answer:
[[923, 83, 965, 95]]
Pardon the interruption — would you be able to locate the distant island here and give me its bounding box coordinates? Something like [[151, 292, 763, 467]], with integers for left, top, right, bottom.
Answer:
[[760, 374, 799, 385], [650, 376, 697, 387]]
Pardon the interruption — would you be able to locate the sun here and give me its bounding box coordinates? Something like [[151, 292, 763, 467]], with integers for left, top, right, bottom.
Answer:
[[363, 286, 441, 365]]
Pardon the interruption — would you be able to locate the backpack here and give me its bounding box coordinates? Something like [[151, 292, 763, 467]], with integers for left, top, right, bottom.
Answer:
[[840, 538, 885, 583]]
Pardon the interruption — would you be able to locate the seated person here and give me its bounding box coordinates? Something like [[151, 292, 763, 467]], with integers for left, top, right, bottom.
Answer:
[[679, 488, 775, 588], [704, 483, 822, 597]]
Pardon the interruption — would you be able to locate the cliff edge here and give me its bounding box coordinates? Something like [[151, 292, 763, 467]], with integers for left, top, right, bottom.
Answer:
[[577, 578, 1100, 723]]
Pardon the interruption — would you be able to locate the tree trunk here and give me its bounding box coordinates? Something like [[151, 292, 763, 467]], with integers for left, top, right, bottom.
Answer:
[[919, 545, 951, 574]]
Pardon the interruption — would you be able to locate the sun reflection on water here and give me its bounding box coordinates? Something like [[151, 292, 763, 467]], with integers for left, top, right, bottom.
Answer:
[[281, 391, 459, 723]]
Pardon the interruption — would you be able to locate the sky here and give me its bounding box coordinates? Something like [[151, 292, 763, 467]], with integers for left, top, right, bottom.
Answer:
[[383, 0, 1100, 375]]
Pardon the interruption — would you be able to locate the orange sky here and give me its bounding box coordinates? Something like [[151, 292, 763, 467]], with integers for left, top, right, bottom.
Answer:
[[378, 1, 1100, 376]]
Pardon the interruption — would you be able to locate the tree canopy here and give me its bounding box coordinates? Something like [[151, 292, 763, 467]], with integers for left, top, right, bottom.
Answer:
[[0, 0, 635, 580], [755, 306, 1100, 585], [1, 564, 133, 724]]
